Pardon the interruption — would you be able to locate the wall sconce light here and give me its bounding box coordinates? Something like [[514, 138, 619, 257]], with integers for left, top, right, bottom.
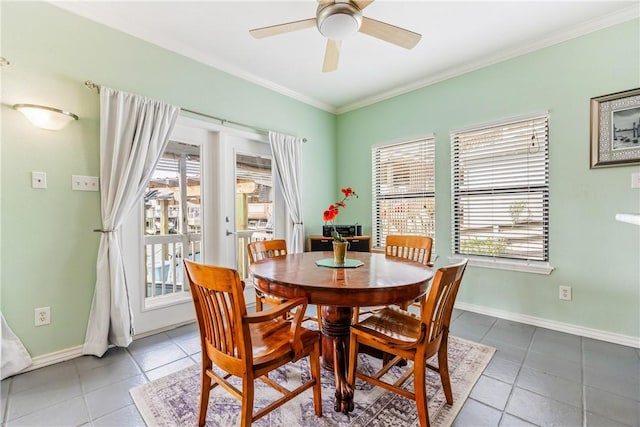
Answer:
[[12, 104, 78, 131]]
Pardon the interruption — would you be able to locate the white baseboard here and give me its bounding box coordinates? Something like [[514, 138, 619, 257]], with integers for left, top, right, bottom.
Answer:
[[25, 345, 85, 373], [22, 306, 256, 373], [22, 301, 638, 374], [455, 301, 640, 349]]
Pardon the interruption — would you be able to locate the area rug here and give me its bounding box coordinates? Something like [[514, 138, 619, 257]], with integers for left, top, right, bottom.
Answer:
[[130, 336, 494, 427]]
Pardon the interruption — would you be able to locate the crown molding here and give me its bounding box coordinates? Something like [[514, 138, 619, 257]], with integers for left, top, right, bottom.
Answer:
[[194, 54, 338, 114], [336, 5, 640, 114], [51, 1, 637, 116], [163, 44, 338, 114]]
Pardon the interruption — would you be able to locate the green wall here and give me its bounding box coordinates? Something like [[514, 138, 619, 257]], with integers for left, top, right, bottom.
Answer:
[[1, 2, 336, 357], [1, 2, 638, 359], [336, 19, 640, 338]]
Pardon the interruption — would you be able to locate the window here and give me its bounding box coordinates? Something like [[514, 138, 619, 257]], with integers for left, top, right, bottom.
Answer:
[[372, 137, 435, 249], [451, 114, 549, 266]]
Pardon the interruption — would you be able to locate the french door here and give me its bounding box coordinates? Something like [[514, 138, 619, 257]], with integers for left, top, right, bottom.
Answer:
[[123, 124, 206, 335], [224, 136, 279, 280], [124, 117, 280, 335]]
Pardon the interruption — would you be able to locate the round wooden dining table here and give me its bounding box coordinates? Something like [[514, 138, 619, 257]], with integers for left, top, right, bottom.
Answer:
[[249, 251, 434, 414]]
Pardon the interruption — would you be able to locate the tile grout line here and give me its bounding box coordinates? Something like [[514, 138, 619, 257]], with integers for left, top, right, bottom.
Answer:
[[468, 315, 508, 426], [126, 344, 153, 384], [579, 341, 639, 426], [74, 358, 94, 424], [496, 323, 538, 426], [128, 344, 158, 422], [5, 363, 88, 424], [581, 336, 587, 427], [1, 379, 12, 426]]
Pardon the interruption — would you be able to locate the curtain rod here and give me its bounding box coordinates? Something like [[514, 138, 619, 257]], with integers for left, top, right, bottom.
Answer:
[[84, 81, 307, 142]]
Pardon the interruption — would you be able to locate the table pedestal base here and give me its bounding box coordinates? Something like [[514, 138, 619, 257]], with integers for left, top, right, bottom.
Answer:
[[321, 305, 354, 414]]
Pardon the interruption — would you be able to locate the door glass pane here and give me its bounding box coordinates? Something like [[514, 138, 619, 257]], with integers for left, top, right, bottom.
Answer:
[[144, 143, 201, 298], [145, 153, 179, 237], [235, 154, 272, 278]]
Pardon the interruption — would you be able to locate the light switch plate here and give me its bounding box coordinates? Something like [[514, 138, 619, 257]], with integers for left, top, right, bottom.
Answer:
[[31, 171, 47, 189], [72, 175, 99, 191], [631, 172, 640, 189]]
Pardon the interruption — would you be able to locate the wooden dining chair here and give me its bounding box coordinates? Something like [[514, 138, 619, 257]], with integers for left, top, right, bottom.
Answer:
[[184, 260, 322, 427], [353, 234, 433, 322], [347, 259, 467, 427], [385, 235, 433, 267], [247, 239, 322, 330]]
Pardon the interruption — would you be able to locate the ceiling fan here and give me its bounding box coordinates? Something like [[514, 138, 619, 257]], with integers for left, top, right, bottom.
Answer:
[[249, 0, 422, 72]]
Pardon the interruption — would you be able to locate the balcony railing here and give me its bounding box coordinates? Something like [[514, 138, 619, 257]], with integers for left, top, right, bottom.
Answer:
[[144, 233, 201, 298], [236, 229, 272, 280], [144, 229, 271, 296]]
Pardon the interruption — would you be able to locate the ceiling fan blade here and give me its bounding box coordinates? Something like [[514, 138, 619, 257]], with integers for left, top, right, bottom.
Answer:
[[250, 18, 316, 39], [317, 0, 334, 6], [359, 16, 421, 49], [322, 39, 341, 73], [352, 0, 374, 10]]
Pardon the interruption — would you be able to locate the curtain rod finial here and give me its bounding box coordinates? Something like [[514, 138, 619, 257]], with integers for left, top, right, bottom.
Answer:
[[84, 81, 100, 93]]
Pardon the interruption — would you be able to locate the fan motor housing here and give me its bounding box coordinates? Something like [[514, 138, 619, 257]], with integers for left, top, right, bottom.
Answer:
[[317, 2, 363, 40]]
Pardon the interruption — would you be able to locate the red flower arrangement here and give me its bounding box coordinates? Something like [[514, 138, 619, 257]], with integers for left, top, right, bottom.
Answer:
[[323, 187, 358, 242]]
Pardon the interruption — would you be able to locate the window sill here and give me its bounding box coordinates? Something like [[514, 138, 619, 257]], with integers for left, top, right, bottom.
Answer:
[[449, 255, 554, 275]]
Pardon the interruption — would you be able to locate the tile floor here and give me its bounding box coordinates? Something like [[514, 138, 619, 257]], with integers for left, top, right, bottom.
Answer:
[[1, 309, 639, 426]]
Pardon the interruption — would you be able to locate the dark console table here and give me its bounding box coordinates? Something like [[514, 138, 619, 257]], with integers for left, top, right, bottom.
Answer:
[[308, 235, 371, 252]]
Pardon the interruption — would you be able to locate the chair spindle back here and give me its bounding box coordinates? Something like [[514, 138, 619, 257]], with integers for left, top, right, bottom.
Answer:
[[247, 239, 288, 264], [421, 260, 467, 344], [385, 235, 433, 266], [184, 260, 248, 362]]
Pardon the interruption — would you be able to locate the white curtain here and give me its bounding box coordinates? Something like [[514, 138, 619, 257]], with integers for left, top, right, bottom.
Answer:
[[1, 313, 32, 379], [83, 88, 179, 357], [269, 131, 305, 253]]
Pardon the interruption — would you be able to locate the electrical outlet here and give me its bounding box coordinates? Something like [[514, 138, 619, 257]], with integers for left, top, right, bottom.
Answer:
[[34, 307, 51, 326], [559, 285, 572, 301]]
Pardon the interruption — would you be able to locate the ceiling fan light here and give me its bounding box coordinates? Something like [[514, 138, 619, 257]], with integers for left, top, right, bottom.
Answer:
[[317, 3, 363, 40], [320, 13, 359, 40]]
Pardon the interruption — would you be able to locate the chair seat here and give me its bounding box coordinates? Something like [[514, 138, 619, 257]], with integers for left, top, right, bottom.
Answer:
[[185, 260, 322, 427], [250, 319, 319, 367], [348, 259, 468, 427], [353, 307, 421, 345]]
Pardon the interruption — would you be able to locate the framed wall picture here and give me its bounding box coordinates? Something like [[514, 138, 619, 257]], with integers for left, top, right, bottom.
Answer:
[[590, 88, 640, 168]]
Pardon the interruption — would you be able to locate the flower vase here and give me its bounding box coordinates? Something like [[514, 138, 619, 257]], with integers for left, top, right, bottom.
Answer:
[[332, 241, 348, 265]]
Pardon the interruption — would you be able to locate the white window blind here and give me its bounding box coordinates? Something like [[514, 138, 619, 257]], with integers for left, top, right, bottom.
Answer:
[[372, 137, 435, 249], [451, 114, 549, 262]]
